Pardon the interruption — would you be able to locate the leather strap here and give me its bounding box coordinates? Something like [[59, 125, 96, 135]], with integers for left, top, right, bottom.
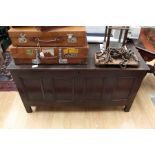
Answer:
[[31, 37, 62, 44]]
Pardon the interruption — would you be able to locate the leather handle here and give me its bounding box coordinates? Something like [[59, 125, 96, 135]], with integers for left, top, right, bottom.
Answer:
[[31, 37, 62, 43]]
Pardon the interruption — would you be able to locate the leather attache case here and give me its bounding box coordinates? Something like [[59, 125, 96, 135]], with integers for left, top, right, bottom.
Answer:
[[9, 44, 89, 65], [8, 26, 87, 47]]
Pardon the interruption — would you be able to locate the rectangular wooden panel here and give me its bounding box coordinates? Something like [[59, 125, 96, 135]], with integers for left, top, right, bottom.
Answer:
[[20, 78, 45, 101], [80, 77, 104, 101], [111, 77, 135, 101], [53, 77, 75, 102]]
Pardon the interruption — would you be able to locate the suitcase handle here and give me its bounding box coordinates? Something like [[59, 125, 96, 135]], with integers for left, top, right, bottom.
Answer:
[[31, 37, 62, 44]]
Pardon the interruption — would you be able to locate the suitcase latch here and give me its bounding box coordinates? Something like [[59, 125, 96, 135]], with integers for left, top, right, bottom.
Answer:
[[32, 49, 41, 65], [58, 48, 68, 64], [67, 34, 77, 43], [18, 33, 27, 43]]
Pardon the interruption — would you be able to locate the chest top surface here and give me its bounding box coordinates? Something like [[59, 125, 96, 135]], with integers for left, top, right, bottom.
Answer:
[[8, 43, 149, 71]]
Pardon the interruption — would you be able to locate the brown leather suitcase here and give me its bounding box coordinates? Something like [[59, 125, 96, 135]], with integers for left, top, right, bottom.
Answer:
[[8, 26, 87, 47], [9, 44, 89, 65]]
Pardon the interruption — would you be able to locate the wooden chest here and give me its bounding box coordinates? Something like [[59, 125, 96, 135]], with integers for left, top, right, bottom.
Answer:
[[8, 43, 149, 113], [9, 45, 89, 65], [8, 26, 87, 47]]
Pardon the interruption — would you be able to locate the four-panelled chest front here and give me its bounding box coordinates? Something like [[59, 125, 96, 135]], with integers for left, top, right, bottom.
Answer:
[[11, 69, 145, 107]]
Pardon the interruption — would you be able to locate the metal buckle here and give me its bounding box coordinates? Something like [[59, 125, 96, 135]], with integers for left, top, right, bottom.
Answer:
[[18, 33, 27, 43], [67, 34, 77, 43], [32, 50, 41, 65]]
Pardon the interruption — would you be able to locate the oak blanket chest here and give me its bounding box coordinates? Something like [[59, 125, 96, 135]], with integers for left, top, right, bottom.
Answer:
[[8, 43, 149, 113]]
